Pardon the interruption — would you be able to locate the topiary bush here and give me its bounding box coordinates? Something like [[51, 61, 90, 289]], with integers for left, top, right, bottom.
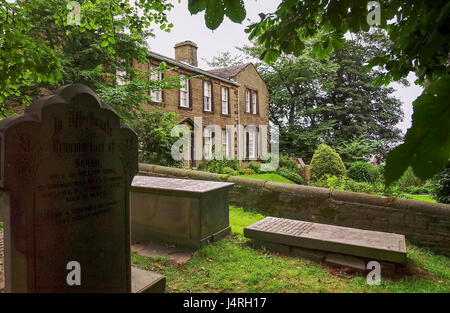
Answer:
[[347, 161, 380, 183], [309, 144, 346, 182], [432, 163, 450, 204]]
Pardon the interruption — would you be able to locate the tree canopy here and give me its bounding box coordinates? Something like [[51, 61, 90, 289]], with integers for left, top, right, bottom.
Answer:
[[213, 31, 403, 163]]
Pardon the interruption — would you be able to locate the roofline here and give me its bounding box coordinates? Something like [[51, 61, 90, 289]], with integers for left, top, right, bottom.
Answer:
[[148, 51, 240, 87], [208, 62, 252, 79]]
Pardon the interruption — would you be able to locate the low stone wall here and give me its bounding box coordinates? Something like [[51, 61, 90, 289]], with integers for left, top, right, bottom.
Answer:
[[138, 163, 450, 256]]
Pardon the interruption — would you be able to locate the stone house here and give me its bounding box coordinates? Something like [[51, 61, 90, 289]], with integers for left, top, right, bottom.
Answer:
[[132, 40, 269, 167]]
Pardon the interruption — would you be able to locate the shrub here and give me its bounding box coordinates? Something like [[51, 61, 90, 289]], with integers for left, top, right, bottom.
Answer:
[[197, 159, 240, 174], [347, 162, 380, 183], [311, 175, 382, 194], [260, 153, 298, 172], [432, 163, 450, 204], [221, 167, 236, 175], [405, 182, 433, 195], [395, 167, 422, 190], [309, 144, 346, 182], [130, 109, 183, 167], [243, 168, 255, 175], [246, 161, 261, 174], [278, 154, 299, 172], [278, 168, 303, 184]]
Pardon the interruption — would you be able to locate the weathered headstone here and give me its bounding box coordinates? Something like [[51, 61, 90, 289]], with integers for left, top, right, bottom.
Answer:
[[244, 217, 407, 264], [0, 84, 138, 292]]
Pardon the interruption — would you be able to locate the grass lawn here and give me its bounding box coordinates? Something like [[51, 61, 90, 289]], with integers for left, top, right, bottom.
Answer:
[[405, 195, 436, 203], [132, 206, 450, 293], [238, 173, 295, 184]]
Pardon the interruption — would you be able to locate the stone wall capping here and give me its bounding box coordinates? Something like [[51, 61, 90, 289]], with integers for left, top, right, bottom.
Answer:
[[264, 181, 331, 199], [228, 176, 265, 187]]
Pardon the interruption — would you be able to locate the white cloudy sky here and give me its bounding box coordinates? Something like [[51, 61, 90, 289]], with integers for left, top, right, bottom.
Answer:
[[147, 0, 422, 133]]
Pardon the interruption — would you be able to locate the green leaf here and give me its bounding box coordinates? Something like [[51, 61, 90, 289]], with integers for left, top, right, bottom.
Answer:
[[101, 41, 109, 47], [188, 0, 207, 15], [385, 75, 450, 185], [224, 0, 246, 23], [205, 0, 225, 30]]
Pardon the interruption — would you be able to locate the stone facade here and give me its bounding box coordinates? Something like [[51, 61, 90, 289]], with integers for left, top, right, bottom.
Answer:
[[132, 41, 269, 167]]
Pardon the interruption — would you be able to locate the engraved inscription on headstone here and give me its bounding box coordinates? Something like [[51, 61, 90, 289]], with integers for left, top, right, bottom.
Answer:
[[244, 217, 407, 264], [0, 84, 138, 292]]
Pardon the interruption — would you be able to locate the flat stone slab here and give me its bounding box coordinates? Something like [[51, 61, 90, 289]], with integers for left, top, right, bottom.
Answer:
[[132, 176, 234, 196], [131, 266, 165, 293], [244, 217, 407, 264]]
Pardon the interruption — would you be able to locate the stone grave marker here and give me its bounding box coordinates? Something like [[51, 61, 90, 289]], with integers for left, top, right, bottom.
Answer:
[[244, 217, 407, 264], [0, 84, 138, 292]]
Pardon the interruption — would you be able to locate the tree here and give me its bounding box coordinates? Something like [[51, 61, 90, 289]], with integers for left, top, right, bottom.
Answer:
[[0, 0, 175, 117], [236, 31, 402, 162], [325, 31, 403, 159], [130, 109, 183, 167], [188, 0, 450, 185], [204, 50, 247, 68]]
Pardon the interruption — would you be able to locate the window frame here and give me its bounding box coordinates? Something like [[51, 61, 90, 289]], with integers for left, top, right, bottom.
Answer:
[[203, 80, 213, 112], [221, 86, 230, 115], [245, 89, 251, 113], [149, 64, 163, 103], [179, 75, 190, 108]]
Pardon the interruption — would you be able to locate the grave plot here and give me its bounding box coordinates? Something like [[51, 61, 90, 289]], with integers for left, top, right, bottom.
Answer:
[[244, 217, 407, 265]]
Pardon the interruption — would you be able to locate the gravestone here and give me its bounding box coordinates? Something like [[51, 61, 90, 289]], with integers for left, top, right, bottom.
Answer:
[[0, 84, 138, 292], [244, 217, 407, 264]]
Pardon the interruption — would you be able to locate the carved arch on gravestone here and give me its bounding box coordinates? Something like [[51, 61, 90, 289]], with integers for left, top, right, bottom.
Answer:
[[0, 84, 138, 292]]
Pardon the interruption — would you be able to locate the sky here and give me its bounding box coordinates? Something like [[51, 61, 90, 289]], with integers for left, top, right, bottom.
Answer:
[[147, 0, 423, 134]]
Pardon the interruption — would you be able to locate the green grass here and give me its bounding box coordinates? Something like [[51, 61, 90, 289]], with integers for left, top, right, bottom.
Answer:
[[238, 173, 295, 184], [405, 195, 436, 203], [132, 206, 450, 293]]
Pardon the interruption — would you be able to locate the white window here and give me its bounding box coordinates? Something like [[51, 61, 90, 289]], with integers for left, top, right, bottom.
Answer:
[[248, 130, 256, 159], [222, 129, 230, 158], [245, 127, 257, 159], [252, 90, 257, 114], [221, 87, 229, 115], [179, 76, 189, 108], [204, 127, 213, 159], [149, 66, 162, 102], [245, 90, 251, 113], [203, 81, 212, 111]]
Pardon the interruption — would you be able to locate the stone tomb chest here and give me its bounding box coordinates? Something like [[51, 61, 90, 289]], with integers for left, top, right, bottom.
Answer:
[[131, 176, 233, 248]]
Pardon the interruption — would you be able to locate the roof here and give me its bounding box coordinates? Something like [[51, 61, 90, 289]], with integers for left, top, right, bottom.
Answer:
[[208, 63, 252, 79], [148, 51, 240, 87]]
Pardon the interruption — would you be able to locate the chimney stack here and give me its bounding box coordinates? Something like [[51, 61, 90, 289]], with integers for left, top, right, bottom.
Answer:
[[174, 41, 198, 67]]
